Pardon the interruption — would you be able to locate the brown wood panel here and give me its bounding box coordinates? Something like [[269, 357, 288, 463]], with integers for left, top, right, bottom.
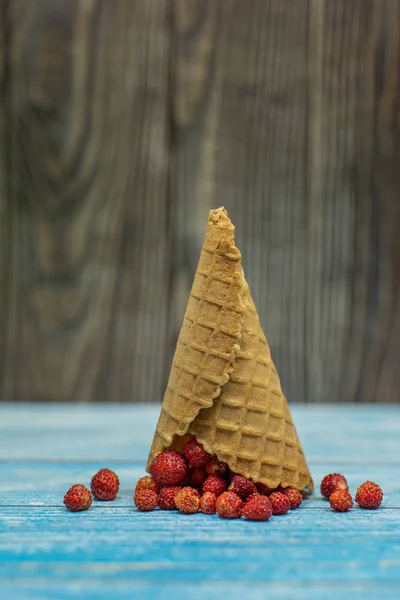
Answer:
[[170, 0, 399, 403], [0, 0, 398, 403], [308, 0, 400, 402], [0, 0, 171, 401], [170, 0, 311, 401]]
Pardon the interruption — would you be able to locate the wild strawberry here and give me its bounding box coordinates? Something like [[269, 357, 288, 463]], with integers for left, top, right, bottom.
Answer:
[[281, 487, 303, 509], [200, 491, 217, 514], [135, 476, 159, 495], [320, 473, 348, 499], [150, 449, 187, 486], [269, 492, 290, 515], [246, 492, 261, 503], [175, 487, 200, 514], [256, 482, 274, 495], [242, 495, 272, 521], [329, 490, 353, 512], [216, 491, 243, 519], [64, 484, 92, 512], [202, 474, 227, 496], [134, 489, 158, 511], [183, 439, 211, 467], [91, 468, 119, 501], [228, 475, 257, 500], [187, 467, 207, 488], [355, 481, 383, 510], [205, 456, 228, 477], [159, 486, 181, 510]]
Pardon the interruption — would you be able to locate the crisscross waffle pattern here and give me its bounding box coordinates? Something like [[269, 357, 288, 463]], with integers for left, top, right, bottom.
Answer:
[[190, 284, 312, 490], [147, 207, 313, 491], [147, 209, 246, 464]]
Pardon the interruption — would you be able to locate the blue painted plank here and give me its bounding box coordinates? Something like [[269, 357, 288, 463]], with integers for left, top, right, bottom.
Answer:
[[2, 581, 400, 600], [0, 506, 400, 581], [0, 460, 399, 508], [1, 507, 400, 599], [1, 404, 399, 600], [1, 403, 399, 462]]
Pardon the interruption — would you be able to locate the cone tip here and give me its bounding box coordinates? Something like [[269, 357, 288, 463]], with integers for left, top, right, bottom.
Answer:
[[208, 207, 234, 230]]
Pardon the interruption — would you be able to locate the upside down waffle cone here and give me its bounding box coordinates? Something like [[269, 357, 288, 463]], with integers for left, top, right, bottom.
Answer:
[[146, 207, 313, 492]]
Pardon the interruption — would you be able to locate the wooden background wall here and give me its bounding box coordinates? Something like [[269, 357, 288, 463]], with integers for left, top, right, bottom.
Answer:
[[0, 0, 399, 403]]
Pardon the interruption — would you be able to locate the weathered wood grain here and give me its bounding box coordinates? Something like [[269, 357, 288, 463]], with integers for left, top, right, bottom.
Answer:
[[307, 0, 400, 403], [170, 0, 400, 403], [0, 0, 171, 402], [170, 0, 311, 402], [0, 0, 399, 403], [0, 0, 12, 395]]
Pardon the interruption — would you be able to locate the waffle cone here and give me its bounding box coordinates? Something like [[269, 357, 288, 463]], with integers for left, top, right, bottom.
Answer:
[[147, 207, 313, 492]]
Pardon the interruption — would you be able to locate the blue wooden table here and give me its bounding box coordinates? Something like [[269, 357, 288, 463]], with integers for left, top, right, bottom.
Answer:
[[1, 403, 399, 600]]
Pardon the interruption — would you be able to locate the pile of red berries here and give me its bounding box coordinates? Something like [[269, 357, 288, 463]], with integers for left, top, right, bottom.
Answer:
[[63, 468, 119, 512], [62, 447, 383, 519], [134, 440, 304, 521], [320, 473, 383, 512]]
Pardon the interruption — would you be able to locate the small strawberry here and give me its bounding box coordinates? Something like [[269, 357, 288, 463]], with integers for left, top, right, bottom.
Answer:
[[242, 495, 272, 521], [134, 489, 158, 511], [355, 481, 383, 510], [216, 491, 243, 519], [202, 474, 227, 496], [320, 473, 348, 499], [205, 456, 228, 477], [150, 449, 187, 486], [175, 487, 200, 514], [91, 468, 119, 501], [246, 492, 261, 503], [329, 490, 353, 512], [135, 476, 160, 495], [64, 484, 92, 512], [187, 467, 207, 488], [228, 475, 257, 500], [281, 487, 303, 509], [159, 486, 181, 510], [200, 491, 217, 514], [269, 492, 290, 515], [183, 439, 211, 468]]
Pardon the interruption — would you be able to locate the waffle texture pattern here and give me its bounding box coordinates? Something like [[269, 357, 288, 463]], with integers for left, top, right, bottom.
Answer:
[[147, 208, 313, 491]]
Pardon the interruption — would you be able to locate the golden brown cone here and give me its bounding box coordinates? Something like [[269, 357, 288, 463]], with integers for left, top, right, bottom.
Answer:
[[146, 207, 313, 492]]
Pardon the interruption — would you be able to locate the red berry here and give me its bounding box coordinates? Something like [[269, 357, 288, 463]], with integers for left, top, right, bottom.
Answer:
[[175, 487, 200, 514], [159, 486, 181, 510], [91, 468, 119, 501], [355, 481, 383, 510], [320, 473, 348, 499], [183, 439, 211, 467], [246, 492, 261, 503], [205, 456, 228, 477], [150, 449, 187, 486], [281, 487, 303, 509], [242, 495, 272, 521], [202, 474, 227, 496], [269, 492, 290, 515], [200, 492, 217, 514], [329, 490, 353, 512], [134, 489, 158, 511], [256, 482, 274, 495], [187, 467, 207, 488], [216, 491, 243, 519], [64, 484, 92, 512], [228, 475, 257, 500], [135, 476, 159, 495]]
